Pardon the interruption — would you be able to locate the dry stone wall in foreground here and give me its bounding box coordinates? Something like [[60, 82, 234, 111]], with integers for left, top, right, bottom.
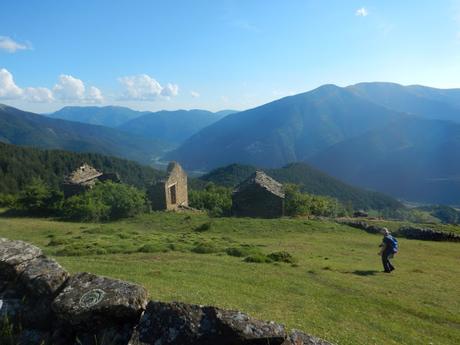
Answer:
[[0, 238, 332, 345]]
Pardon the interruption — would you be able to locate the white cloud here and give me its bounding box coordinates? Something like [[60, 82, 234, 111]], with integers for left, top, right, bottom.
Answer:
[[118, 74, 179, 100], [0, 69, 102, 104], [190, 91, 200, 98], [356, 7, 369, 17], [0, 36, 30, 53], [161, 83, 179, 98], [0, 68, 23, 99], [53, 74, 103, 103], [23, 87, 54, 103], [53, 74, 86, 101], [87, 86, 104, 103]]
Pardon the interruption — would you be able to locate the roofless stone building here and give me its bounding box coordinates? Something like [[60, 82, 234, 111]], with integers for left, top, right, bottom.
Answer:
[[61, 163, 120, 197], [148, 161, 188, 211], [232, 170, 285, 218]]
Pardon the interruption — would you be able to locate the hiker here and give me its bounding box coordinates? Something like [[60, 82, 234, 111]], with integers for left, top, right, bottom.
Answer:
[[378, 227, 398, 273]]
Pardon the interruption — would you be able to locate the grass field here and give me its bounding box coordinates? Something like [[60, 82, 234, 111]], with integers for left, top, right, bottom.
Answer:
[[0, 211, 459, 345]]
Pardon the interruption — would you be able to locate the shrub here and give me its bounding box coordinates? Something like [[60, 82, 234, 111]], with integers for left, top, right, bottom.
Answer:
[[189, 183, 232, 217], [267, 251, 296, 264], [226, 245, 262, 257], [226, 247, 247, 257], [63, 195, 110, 222], [16, 178, 63, 216], [284, 184, 346, 217], [191, 242, 219, 254], [244, 253, 273, 263], [194, 222, 212, 232], [0, 194, 17, 208], [138, 243, 169, 253], [62, 181, 147, 221]]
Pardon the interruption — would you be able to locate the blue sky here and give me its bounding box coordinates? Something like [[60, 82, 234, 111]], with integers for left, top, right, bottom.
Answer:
[[1, 0, 460, 113]]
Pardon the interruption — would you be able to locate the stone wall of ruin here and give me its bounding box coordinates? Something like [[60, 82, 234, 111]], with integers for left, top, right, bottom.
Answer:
[[1, 238, 331, 345], [232, 184, 284, 218], [164, 163, 188, 210]]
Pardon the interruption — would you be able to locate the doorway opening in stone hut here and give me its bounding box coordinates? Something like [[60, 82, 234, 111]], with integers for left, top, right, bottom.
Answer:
[[169, 184, 177, 205]]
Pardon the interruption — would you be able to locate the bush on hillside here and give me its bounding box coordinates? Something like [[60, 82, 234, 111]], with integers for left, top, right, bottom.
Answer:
[[189, 183, 232, 217], [63, 181, 147, 221], [0, 194, 17, 208], [16, 178, 63, 215], [267, 251, 296, 264], [194, 222, 212, 232], [284, 184, 347, 217]]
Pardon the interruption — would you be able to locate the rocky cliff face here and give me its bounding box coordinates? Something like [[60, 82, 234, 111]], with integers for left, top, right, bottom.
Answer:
[[0, 238, 332, 345]]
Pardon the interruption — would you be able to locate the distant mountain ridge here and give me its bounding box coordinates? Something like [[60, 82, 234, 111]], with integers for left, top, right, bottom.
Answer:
[[0, 104, 167, 164], [347, 82, 460, 123], [118, 109, 232, 146], [47, 106, 145, 127], [199, 162, 402, 210], [310, 117, 460, 205], [165, 82, 460, 204], [165, 84, 408, 170], [48, 106, 236, 147]]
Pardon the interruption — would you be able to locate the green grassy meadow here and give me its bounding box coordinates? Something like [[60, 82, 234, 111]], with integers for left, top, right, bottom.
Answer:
[[0, 211, 459, 345]]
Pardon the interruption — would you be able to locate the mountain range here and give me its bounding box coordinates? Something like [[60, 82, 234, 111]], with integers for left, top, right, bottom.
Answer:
[[48, 106, 235, 146], [118, 109, 232, 146], [165, 84, 409, 169], [0, 104, 166, 164], [48, 106, 145, 127], [3, 81, 460, 204], [166, 82, 460, 204]]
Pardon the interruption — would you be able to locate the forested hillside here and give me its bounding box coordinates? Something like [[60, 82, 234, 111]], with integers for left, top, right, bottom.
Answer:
[[0, 104, 167, 164], [200, 163, 403, 210], [0, 142, 164, 194], [310, 117, 460, 205]]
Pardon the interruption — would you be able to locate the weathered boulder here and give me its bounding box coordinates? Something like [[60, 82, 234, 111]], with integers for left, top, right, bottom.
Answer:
[[282, 330, 333, 345], [20, 257, 69, 297], [52, 272, 148, 329], [0, 298, 23, 324], [0, 296, 55, 330], [0, 238, 42, 279], [50, 324, 137, 345], [135, 301, 286, 345], [17, 329, 50, 345]]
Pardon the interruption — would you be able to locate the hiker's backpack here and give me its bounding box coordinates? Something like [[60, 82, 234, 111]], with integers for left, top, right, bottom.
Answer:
[[388, 235, 398, 253]]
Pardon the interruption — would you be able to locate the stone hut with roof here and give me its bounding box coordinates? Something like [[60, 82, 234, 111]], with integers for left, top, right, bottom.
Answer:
[[61, 163, 120, 197], [148, 161, 188, 211], [232, 170, 285, 218]]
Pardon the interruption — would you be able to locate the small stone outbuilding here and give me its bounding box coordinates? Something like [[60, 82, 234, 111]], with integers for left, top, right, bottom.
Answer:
[[148, 161, 188, 211], [61, 163, 120, 197], [232, 170, 285, 218]]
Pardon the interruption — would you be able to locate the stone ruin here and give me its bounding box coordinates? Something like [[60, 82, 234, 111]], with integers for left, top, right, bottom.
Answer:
[[148, 162, 188, 211], [0, 238, 333, 345], [232, 171, 285, 218], [61, 164, 120, 197]]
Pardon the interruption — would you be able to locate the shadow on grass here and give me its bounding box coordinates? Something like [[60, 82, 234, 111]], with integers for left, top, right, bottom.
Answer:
[[349, 270, 380, 276]]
